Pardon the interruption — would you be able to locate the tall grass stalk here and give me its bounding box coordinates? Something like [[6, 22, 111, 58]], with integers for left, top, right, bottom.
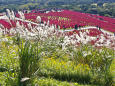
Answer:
[[70, 45, 114, 86], [18, 41, 41, 86]]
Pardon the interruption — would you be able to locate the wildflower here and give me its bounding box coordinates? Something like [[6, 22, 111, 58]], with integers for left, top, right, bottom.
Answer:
[[20, 77, 30, 82], [74, 83, 79, 86], [36, 16, 41, 23], [2, 38, 8, 42], [82, 51, 91, 57]]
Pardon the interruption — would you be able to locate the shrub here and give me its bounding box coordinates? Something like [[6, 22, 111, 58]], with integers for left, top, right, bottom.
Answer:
[[69, 45, 114, 85], [18, 41, 41, 86]]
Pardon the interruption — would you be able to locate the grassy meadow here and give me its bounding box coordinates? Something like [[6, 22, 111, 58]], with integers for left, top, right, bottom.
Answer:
[[0, 35, 114, 86]]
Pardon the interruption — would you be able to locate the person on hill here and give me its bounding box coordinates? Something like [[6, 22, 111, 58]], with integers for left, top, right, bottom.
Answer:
[[41, 21, 44, 24], [97, 26, 101, 31], [57, 25, 60, 30], [75, 24, 78, 30], [63, 25, 66, 30], [79, 25, 81, 29], [99, 27, 101, 31], [96, 26, 98, 28]]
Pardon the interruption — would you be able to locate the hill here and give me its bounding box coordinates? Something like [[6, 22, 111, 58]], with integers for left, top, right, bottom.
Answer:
[[0, 9, 115, 86]]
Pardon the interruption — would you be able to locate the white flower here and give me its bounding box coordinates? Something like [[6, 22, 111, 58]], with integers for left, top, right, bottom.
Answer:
[[20, 77, 30, 82], [9, 40, 13, 44], [82, 51, 91, 57], [6, 9, 12, 19], [2, 38, 8, 42], [36, 16, 41, 23], [11, 10, 15, 20], [18, 11, 25, 20]]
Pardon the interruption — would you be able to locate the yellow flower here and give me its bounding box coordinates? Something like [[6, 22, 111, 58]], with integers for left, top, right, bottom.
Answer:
[[74, 83, 78, 86]]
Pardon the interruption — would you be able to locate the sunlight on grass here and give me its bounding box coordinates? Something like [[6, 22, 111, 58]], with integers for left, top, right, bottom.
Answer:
[[0, 35, 114, 86]]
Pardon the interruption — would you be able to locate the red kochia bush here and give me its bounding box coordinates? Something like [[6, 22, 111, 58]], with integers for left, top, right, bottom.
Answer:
[[1, 10, 115, 34], [0, 19, 11, 29], [23, 10, 115, 33]]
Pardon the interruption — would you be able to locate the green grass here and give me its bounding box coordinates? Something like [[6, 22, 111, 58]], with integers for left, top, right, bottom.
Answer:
[[33, 77, 97, 86], [110, 58, 115, 85], [39, 58, 91, 84], [18, 40, 41, 86], [0, 35, 114, 86]]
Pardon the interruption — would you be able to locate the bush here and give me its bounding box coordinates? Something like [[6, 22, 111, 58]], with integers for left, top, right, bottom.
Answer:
[[69, 45, 114, 85], [18, 41, 41, 86]]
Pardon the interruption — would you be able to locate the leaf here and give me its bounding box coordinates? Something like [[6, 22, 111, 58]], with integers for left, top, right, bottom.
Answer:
[[0, 67, 7, 72]]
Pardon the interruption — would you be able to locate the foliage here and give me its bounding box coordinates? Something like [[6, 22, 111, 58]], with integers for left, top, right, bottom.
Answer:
[[0, 36, 19, 86], [39, 58, 91, 83], [18, 40, 41, 85], [0, 33, 114, 86], [33, 77, 76, 86]]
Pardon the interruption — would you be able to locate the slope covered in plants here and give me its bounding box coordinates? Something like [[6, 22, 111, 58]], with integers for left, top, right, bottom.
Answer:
[[0, 9, 115, 86]]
